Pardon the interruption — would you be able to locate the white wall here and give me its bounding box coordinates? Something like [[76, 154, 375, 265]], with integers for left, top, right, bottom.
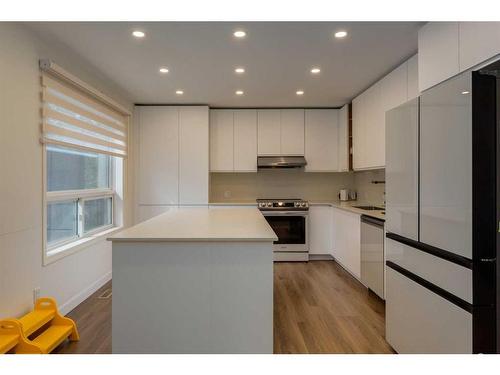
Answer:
[[0, 22, 134, 317]]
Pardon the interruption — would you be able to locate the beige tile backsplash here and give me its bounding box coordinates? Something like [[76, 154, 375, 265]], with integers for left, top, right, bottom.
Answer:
[[210, 168, 385, 204], [210, 171, 355, 202], [353, 169, 386, 205]]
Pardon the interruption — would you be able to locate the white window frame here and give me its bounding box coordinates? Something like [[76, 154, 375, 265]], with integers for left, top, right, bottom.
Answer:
[[42, 145, 123, 265]]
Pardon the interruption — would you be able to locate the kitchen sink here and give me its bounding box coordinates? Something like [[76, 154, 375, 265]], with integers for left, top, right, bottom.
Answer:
[[353, 205, 385, 211]]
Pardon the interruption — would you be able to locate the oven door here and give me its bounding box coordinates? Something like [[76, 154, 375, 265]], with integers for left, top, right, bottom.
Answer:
[[262, 211, 308, 252]]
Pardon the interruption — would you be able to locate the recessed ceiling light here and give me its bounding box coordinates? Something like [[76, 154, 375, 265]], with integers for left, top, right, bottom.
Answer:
[[311, 67, 321, 74], [296, 90, 304, 96], [132, 30, 145, 38], [334, 30, 348, 38], [159, 67, 169, 74], [461, 90, 470, 95], [233, 30, 246, 38], [235, 90, 244, 95], [235, 67, 245, 74], [176, 90, 184, 95]]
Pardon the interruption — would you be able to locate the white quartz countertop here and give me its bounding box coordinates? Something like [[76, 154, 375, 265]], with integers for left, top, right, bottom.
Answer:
[[309, 200, 386, 221], [209, 200, 385, 221], [108, 207, 278, 242]]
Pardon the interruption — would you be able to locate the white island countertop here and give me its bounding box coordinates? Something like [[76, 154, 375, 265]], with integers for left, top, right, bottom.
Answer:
[[108, 206, 278, 242]]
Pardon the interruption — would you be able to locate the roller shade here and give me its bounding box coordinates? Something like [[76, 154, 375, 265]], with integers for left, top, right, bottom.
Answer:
[[41, 72, 128, 157]]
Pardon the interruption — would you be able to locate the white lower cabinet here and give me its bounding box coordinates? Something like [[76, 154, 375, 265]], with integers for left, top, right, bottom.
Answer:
[[308, 206, 333, 255], [332, 208, 361, 279], [386, 266, 472, 353]]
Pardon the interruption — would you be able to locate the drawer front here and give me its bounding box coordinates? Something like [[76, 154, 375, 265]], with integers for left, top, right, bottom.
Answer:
[[386, 238, 472, 303], [386, 267, 472, 354]]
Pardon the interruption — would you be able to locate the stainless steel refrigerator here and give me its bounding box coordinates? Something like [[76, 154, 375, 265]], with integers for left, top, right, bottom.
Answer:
[[385, 60, 499, 353]]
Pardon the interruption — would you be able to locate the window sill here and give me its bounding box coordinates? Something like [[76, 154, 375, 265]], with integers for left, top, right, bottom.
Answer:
[[43, 226, 123, 266]]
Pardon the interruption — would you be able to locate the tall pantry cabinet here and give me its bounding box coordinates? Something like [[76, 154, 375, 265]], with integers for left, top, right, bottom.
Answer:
[[136, 106, 209, 222]]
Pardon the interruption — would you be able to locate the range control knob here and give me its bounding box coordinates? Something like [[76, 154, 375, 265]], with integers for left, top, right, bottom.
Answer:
[[267, 202, 273, 208]]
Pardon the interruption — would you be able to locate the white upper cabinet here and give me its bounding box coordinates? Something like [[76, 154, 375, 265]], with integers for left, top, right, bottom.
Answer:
[[352, 56, 418, 170], [419, 22, 500, 92], [234, 110, 257, 172], [418, 22, 460, 92], [137, 106, 209, 207], [407, 54, 419, 100], [137, 106, 179, 205], [418, 22, 500, 91], [353, 81, 385, 170], [337, 104, 349, 172], [365, 81, 385, 169], [257, 109, 305, 156], [178, 106, 209, 205], [210, 110, 234, 172], [280, 109, 305, 155], [305, 109, 339, 171], [381, 62, 408, 112], [257, 109, 281, 155], [352, 93, 366, 170], [459, 22, 500, 71]]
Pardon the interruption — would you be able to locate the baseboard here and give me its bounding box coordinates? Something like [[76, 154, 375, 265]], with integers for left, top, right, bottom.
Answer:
[[332, 258, 364, 285], [59, 271, 112, 316], [309, 254, 334, 261]]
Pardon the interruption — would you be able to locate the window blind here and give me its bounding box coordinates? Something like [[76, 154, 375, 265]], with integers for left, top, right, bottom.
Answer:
[[41, 72, 128, 157]]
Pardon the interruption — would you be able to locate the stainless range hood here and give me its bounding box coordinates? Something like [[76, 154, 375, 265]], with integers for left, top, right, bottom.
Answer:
[[257, 156, 307, 169]]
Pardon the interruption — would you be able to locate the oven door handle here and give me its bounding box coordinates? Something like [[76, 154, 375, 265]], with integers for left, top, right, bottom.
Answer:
[[262, 211, 309, 216]]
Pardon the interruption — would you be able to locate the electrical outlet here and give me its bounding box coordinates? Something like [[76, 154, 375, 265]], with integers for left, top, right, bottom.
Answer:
[[33, 287, 41, 304], [223, 190, 231, 198]]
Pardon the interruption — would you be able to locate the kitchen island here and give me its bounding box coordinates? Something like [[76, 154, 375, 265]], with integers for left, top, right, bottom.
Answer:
[[108, 207, 277, 354]]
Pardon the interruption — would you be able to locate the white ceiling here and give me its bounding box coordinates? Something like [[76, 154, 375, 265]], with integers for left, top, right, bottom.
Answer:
[[29, 22, 422, 107]]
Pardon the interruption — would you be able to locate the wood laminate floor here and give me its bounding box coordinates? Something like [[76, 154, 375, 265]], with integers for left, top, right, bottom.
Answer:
[[52, 281, 112, 354], [274, 261, 394, 354], [54, 261, 393, 354]]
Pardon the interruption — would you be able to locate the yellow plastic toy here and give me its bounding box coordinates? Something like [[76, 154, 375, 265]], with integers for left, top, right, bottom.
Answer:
[[0, 297, 79, 354]]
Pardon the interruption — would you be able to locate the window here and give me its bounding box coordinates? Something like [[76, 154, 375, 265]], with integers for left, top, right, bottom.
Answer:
[[40, 61, 129, 261], [45, 146, 115, 251]]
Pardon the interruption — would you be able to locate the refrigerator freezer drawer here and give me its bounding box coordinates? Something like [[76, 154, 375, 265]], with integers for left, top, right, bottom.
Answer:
[[386, 238, 472, 303], [386, 266, 472, 353]]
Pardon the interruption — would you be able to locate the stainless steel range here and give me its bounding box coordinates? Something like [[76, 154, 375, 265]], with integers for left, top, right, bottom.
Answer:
[[257, 198, 309, 262]]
